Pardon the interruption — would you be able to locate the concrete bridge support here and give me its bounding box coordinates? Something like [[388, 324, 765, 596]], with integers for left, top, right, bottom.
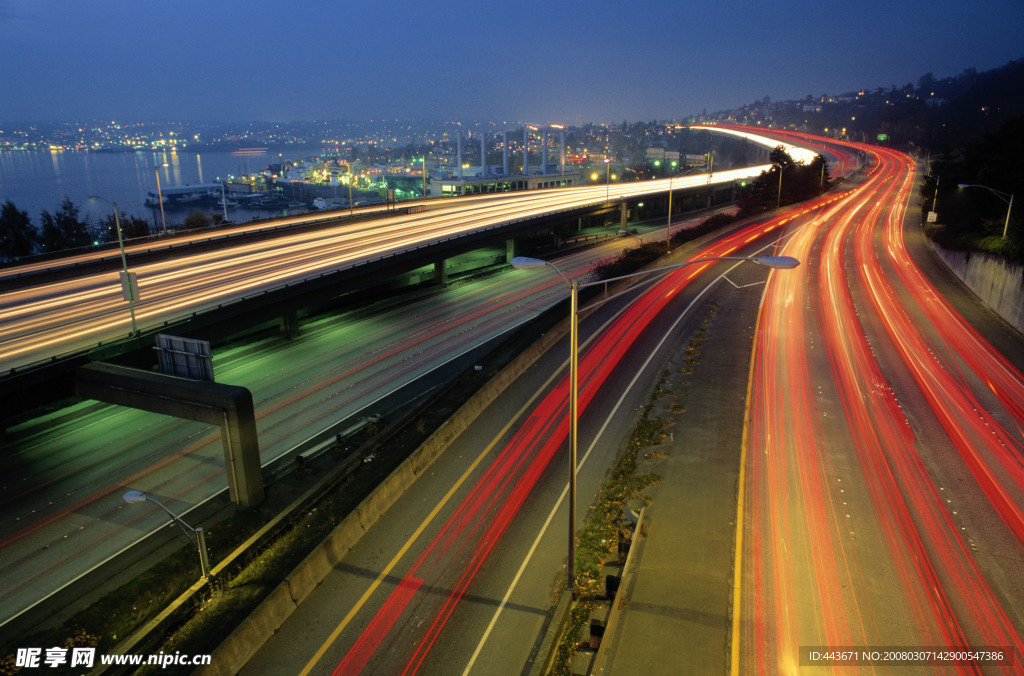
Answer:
[[75, 363, 265, 507], [434, 259, 448, 286], [279, 309, 300, 339], [620, 201, 628, 231]]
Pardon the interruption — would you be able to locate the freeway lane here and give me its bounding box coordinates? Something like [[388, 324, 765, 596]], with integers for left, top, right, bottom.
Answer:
[[0, 209, 732, 631], [0, 234, 608, 628], [0, 166, 783, 374], [239, 214, 806, 675], [739, 136, 1024, 672]]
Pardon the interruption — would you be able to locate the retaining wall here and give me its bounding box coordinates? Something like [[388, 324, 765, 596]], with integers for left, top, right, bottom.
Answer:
[[931, 243, 1024, 333]]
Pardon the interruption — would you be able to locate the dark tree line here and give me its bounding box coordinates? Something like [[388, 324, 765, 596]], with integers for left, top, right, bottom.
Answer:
[[737, 146, 832, 216], [922, 113, 1023, 263], [0, 197, 150, 262]]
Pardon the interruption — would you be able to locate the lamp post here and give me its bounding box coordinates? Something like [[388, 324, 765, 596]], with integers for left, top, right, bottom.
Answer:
[[90, 196, 139, 335], [348, 168, 355, 217], [665, 174, 675, 250], [958, 183, 1014, 238], [154, 163, 168, 234], [510, 253, 800, 597], [604, 158, 611, 202], [777, 163, 797, 210], [123, 490, 211, 579], [617, 229, 642, 247]]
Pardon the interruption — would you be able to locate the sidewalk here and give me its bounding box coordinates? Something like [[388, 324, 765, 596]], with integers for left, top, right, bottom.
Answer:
[[594, 278, 762, 674]]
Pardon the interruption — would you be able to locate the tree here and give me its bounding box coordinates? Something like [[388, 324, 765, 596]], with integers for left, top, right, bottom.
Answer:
[[102, 212, 151, 240], [38, 197, 92, 253], [0, 200, 37, 261], [183, 210, 212, 230], [738, 147, 831, 216]]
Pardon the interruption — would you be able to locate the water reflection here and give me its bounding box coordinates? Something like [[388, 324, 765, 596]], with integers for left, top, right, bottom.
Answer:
[[1, 145, 321, 228]]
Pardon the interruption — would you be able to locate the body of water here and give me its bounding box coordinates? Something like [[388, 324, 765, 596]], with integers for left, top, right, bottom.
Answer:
[[0, 145, 322, 228]]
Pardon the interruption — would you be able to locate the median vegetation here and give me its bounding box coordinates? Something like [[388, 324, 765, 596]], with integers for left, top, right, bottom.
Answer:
[[593, 212, 742, 281], [551, 381, 664, 676]]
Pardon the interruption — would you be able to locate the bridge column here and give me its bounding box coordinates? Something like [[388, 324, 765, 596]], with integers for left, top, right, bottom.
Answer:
[[434, 259, 448, 286], [620, 201, 628, 231], [279, 309, 299, 339], [505, 238, 517, 262]]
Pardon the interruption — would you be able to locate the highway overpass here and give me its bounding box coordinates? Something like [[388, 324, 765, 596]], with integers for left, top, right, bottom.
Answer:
[[0, 164, 777, 411]]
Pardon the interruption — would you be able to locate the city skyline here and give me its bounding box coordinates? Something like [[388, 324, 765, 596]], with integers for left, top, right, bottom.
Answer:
[[2, 0, 1023, 125]]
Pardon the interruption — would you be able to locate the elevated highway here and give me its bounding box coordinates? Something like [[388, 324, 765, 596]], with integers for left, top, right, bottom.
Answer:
[[0, 165, 776, 406], [0, 127, 846, 643]]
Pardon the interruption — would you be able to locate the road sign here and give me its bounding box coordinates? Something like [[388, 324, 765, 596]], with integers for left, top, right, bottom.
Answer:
[[155, 334, 214, 382], [119, 270, 139, 302]]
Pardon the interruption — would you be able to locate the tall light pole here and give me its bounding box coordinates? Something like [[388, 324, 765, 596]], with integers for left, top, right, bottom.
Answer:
[[665, 174, 675, 250], [510, 253, 800, 597], [604, 157, 612, 202], [777, 163, 797, 210], [90, 196, 139, 335], [123, 491, 211, 579], [958, 183, 1015, 239], [154, 163, 168, 234], [347, 167, 355, 217]]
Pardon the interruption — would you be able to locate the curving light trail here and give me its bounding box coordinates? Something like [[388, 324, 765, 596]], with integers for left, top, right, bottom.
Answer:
[[738, 127, 1024, 674], [1, 168, 771, 372], [317, 215, 818, 675]]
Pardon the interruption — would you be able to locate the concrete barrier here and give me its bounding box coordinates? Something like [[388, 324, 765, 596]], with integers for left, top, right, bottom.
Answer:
[[199, 585, 296, 676], [591, 508, 645, 674], [198, 313, 576, 675], [199, 247, 699, 675], [931, 242, 1024, 333], [286, 546, 331, 606]]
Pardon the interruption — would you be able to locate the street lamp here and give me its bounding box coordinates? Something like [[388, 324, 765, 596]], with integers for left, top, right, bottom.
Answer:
[[123, 490, 211, 579], [777, 163, 798, 210], [958, 183, 1015, 239], [89, 196, 139, 335], [604, 158, 612, 202], [617, 229, 643, 247], [665, 174, 676, 251], [347, 168, 355, 217], [420, 155, 427, 199], [154, 163, 168, 234], [509, 252, 800, 597]]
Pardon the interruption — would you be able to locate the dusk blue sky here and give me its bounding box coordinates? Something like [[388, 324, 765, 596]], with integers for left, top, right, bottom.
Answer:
[[2, 0, 1022, 125]]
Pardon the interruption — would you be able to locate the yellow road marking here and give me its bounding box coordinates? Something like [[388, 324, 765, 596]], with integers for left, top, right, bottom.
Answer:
[[299, 359, 565, 676], [731, 277, 769, 676]]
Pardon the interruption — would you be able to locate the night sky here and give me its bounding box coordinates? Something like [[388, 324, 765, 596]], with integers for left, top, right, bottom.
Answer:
[[2, 0, 1022, 125]]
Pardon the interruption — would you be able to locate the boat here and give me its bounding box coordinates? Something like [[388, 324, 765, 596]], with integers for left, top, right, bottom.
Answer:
[[146, 184, 223, 209]]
